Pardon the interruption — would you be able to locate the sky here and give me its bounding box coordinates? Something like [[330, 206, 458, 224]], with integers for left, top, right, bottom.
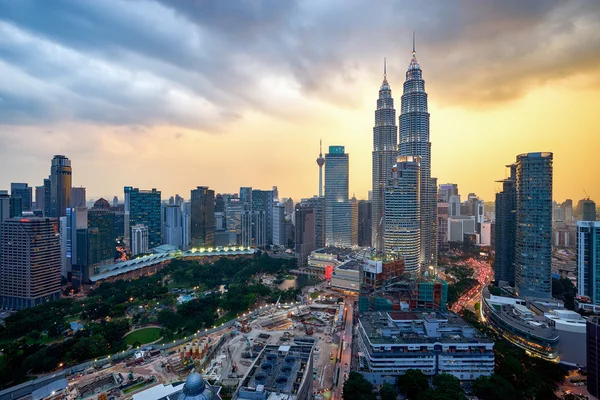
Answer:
[[1, 0, 599, 204]]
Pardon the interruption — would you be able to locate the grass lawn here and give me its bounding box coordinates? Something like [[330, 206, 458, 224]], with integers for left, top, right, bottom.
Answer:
[[124, 327, 162, 345]]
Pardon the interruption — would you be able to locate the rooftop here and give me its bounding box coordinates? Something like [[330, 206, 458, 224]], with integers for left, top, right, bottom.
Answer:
[[337, 260, 362, 271]]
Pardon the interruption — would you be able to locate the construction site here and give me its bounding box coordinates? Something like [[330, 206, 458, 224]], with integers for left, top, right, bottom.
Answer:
[[56, 300, 344, 400]]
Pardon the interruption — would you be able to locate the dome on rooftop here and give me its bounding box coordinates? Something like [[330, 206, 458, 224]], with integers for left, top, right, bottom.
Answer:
[[178, 373, 215, 400]]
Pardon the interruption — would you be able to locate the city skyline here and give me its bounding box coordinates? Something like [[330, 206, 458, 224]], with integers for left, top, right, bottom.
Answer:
[[1, 1, 600, 203]]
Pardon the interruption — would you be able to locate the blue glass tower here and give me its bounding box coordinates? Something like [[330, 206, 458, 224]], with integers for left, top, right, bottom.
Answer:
[[399, 35, 437, 269]]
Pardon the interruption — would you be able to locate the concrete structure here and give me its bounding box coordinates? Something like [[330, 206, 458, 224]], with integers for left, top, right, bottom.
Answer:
[[399, 39, 437, 268], [294, 204, 315, 267], [70, 186, 86, 208], [0, 217, 61, 310], [372, 60, 398, 252], [272, 203, 285, 246], [577, 221, 600, 305], [191, 186, 215, 248], [384, 156, 420, 274], [449, 195, 461, 217], [325, 146, 352, 247], [252, 190, 274, 246], [480, 221, 492, 246], [34, 185, 44, 214], [49, 155, 72, 218], [124, 187, 161, 250], [330, 260, 362, 292], [226, 199, 243, 245], [66, 207, 88, 284], [234, 344, 314, 400], [358, 200, 372, 247], [438, 183, 458, 204], [544, 309, 587, 366], [131, 224, 149, 256], [163, 204, 183, 248], [577, 198, 597, 222], [304, 197, 325, 249], [514, 152, 553, 299], [588, 316, 600, 398], [133, 372, 221, 400], [437, 203, 449, 252], [482, 288, 559, 361], [357, 311, 494, 384], [447, 216, 475, 243]]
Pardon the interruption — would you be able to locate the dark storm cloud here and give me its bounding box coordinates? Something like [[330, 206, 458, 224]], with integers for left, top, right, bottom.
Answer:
[[0, 0, 599, 128]]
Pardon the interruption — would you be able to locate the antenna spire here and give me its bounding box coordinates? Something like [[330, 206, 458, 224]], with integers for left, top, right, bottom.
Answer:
[[319, 139, 322, 155], [412, 31, 416, 54], [384, 57, 387, 77]]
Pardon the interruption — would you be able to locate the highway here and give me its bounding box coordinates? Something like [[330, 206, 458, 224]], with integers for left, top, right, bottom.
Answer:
[[450, 258, 493, 313], [332, 297, 354, 400]]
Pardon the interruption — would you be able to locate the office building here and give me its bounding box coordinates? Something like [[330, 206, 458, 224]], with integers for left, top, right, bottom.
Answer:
[[87, 209, 115, 265], [190, 186, 215, 248], [357, 311, 494, 384], [563, 199, 574, 223], [577, 221, 600, 305], [358, 200, 372, 247], [10, 183, 32, 211], [49, 155, 72, 218], [437, 203, 449, 252], [34, 185, 45, 213], [43, 178, 51, 217], [215, 193, 225, 213], [66, 207, 88, 285], [70, 187, 86, 208], [494, 164, 517, 286], [399, 38, 437, 268], [252, 189, 274, 246], [372, 60, 398, 251], [0, 194, 9, 225], [234, 344, 314, 400], [9, 196, 22, 218], [384, 156, 421, 274], [449, 194, 461, 217], [181, 201, 191, 250], [325, 145, 352, 247], [272, 203, 285, 246], [316, 139, 325, 197], [124, 187, 161, 251], [162, 204, 183, 248], [225, 199, 243, 245], [0, 218, 61, 310], [295, 204, 316, 267], [514, 152, 553, 299], [588, 316, 600, 398], [578, 198, 597, 222], [305, 197, 325, 249], [241, 210, 253, 248], [438, 183, 458, 204], [240, 187, 252, 207], [131, 224, 149, 256]]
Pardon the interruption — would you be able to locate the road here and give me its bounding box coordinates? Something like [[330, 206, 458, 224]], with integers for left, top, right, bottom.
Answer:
[[450, 258, 493, 313], [332, 297, 354, 400]]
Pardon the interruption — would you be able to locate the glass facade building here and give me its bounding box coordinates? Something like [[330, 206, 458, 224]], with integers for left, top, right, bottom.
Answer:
[[124, 187, 162, 250], [399, 43, 437, 269], [514, 152, 553, 299], [588, 317, 600, 398], [577, 221, 600, 305], [50, 155, 72, 218], [325, 146, 352, 247], [494, 164, 517, 286], [384, 156, 421, 273], [372, 63, 398, 251], [190, 186, 215, 248], [10, 183, 32, 211]]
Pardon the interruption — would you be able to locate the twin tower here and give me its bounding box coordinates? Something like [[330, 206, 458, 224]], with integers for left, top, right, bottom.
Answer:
[[372, 40, 438, 274]]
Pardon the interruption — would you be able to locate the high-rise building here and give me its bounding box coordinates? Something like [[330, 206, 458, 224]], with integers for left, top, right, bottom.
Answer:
[[239, 187, 253, 208], [438, 184, 458, 204], [241, 210, 253, 248], [437, 203, 449, 252], [577, 198, 597, 222], [50, 155, 72, 218], [124, 187, 161, 250], [66, 207, 88, 284], [358, 200, 372, 247], [93, 198, 111, 209], [372, 59, 398, 252], [317, 140, 325, 197], [350, 196, 359, 247], [88, 209, 116, 265], [182, 201, 191, 250], [272, 203, 285, 246], [494, 164, 517, 287], [252, 190, 274, 246], [295, 204, 315, 267], [384, 156, 421, 274], [190, 186, 215, 248], [514, 152, 553, 299], [215, 194, 225, 213], [10, 183, 32, 211], [131, 224, 149, 256], [325, 145, 352, 247], [398, 37, 437, 268], [163, 204, 183, 248], [588, 316, 600, 398], [0, 217, 61, 310], [70, 187, 86, 208], [305, 197, 325, 249], [9, 196, 22, 218], [43, 178, 51, 217], [577, 221, 600, 305], [449, 195, 461, 217], [563, 199, 574, 223], [225, 199, 243, 245], [113, 196, 119, 207], [0, 194, 9, 225], [34, 185, 45, 213]]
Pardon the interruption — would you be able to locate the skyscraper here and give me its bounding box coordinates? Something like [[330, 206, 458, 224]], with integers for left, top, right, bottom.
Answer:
[[578, 198, 597, 222], [272, 203, 285, 246], [252, 189, 274, 246], [398, 35, 437, 268], [0, 217, 61, 310], [71, 187, 86, 208], [372, 59, 398, 252], [88, 209, 116, 265], [43, 178, 51, 217], [438, 184, 458, 204], [124, 187, 161, 250], [10, 183, 32, 211], [50, 155, 72, 218], [190, 186, 215, 248], [384, 156, 421, 274], [295, 204, 316, 267], [316, 140, 325, 197], [34, 185, 45, 212], [66, 206, 88, 285], [131, 224, 149, 256], [514, 152, 553, 299], [494, 164, 517, 286], [577, 221, 600, 305], [305, 196, 325, 249], [358, 200, 372, 247], [325, 145, 352, 247], [588, 316, 600, 399], [163, 204, 183, 248]]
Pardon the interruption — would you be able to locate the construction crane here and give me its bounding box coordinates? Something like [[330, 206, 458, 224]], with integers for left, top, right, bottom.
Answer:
[[270, 295, 281, 315], [244, 334, 253, 358]]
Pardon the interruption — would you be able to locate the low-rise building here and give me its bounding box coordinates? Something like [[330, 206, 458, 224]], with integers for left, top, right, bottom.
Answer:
[[234, 344, 314, 400], [357, 311, 494, 384], [133, 372, 221, 400], [330, 260, 362, 292]]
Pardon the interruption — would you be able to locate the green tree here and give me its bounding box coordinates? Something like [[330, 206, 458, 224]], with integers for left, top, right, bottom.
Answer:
[[397, 369, 429, 399], [342, 371, 376, 400], [380, 383, 397, 400], [431, 374, 465, 400]]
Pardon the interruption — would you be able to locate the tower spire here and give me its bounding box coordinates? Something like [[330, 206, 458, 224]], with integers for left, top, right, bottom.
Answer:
[[319, 139, 322, 156], [384, 57, 387, 78], [412, 31, 416, 54]]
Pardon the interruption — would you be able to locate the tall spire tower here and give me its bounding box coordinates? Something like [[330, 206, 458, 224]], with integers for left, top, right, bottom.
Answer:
[[316, 139, 325, 197], [372, 57, 398, 251], [399, 32, 438, 270]]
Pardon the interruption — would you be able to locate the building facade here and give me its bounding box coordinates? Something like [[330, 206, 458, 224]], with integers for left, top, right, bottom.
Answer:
[[325, 145, 352, 247], [437, 203, 449, 252], [358, 200, 372, 247], [494, 164, 517, 286], [0, 218, 61, 310], [514, 152, 553, 299], [10, 183, 32, 211], [272, 203, 285, 246], [577, 221, 600, 305], [398, 42, 437, 268], [252, 189, 274, 246], [162, 204, 183, 248], [438, 183, 458, 204], [588, 316, 600, 398], [70, 187, 86, 208], [124, 187, 161, 251], [190, 186, 215, 248], [50, 155, 72, 218], [295, 204, 316, 267], [383, 156, 421, 274], [131, 224, 149, 256], [372, 62, 398, 252]]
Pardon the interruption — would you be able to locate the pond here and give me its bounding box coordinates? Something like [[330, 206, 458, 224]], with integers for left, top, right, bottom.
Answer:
[[277, 274, 322, 291]]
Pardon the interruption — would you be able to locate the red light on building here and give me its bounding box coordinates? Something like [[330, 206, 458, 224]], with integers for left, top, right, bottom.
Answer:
[[20, 218, 30, 222], [325, 265, 333, 280]]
